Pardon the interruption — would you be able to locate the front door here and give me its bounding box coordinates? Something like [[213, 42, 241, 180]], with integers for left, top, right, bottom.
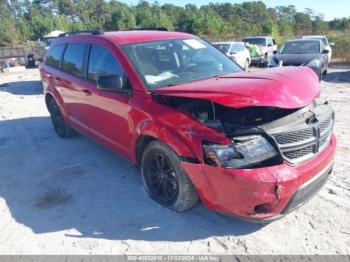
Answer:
[[83, 43, 133, 158]]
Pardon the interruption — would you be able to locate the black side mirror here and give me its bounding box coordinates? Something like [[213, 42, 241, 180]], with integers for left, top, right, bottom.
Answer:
[[322, 49, 330, 54], [273, 50, 278, 55], [97, 74, 128, 92]]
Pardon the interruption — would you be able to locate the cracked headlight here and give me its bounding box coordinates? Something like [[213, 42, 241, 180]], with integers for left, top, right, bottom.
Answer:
[[203, 135, 278, 169]]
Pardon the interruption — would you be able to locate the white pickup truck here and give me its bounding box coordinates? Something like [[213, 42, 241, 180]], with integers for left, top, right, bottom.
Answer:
[[242, 36, 277, 66]]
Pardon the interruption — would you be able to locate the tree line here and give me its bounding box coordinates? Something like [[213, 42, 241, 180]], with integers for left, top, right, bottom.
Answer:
[[1, 0, 350, 58]]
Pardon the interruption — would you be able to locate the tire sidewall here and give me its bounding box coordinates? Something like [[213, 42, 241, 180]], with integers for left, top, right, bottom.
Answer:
[[141, 141, 195, 212]]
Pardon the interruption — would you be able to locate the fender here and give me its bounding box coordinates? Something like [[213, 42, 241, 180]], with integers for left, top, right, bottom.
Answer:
[[45, 87, 69, 122], [131, 119, 200, 165]]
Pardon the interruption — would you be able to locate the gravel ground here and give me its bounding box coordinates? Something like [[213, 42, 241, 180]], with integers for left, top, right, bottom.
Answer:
[[0, 68, 349, 255]]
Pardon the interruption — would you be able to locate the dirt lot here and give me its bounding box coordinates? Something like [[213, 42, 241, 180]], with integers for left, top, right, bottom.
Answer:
[[0, 68, 349, 255]]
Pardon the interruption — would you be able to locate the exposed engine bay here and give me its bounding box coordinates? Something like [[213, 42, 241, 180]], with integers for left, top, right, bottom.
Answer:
[[163, 96, 299, 136], [156, 95, 334, 169]]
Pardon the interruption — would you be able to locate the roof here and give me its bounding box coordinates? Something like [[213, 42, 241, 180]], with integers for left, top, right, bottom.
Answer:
[[212, 41, 233, 45], [52, 30, 196, 45], [243, 36, 271, 39], [285, 38, 322, 43], [213, 41, 245, 45], [101, 30, 196, 45], [303, 35, 326, 38]]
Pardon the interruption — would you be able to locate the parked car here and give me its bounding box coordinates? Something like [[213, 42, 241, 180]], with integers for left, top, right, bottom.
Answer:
[[269, 39, 329, 80], [242, 36, 277, 66], [212, 41, 251, 70], [40, 30, 336, 222], [303, 35, 334, 63]]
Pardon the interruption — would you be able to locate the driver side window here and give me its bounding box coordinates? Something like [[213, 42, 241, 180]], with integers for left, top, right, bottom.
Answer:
[[88, 44, 124, 84]]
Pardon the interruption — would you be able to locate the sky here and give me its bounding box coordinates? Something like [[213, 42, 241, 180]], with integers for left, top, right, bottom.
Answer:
[[119, 0, 350, 21]]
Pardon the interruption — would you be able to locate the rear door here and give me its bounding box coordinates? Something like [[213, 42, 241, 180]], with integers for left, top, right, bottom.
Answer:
[[58, 43, 90, 129], [42, 44, 66, 87]]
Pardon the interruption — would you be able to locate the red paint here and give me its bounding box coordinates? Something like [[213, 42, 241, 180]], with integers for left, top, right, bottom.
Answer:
[[153, 66, 320, 109], [40, 31, 336, 221]]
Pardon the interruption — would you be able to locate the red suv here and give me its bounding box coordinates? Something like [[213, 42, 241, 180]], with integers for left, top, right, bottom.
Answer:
[[40, 30, 336, 222]]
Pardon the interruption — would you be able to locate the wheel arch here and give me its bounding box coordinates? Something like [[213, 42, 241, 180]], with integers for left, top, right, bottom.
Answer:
[[133, 121, 199, 167], [44, 91, 68, 119]]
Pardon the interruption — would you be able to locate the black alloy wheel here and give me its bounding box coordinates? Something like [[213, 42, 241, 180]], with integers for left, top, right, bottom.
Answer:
[[141, 141, 198, 212], [143, 151, 179, 205], [49, 99, 76, 138]]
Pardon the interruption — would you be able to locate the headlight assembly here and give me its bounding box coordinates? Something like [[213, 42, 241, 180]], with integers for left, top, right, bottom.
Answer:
[[306, 59, 321, 68], [203, 135, 278, 169]]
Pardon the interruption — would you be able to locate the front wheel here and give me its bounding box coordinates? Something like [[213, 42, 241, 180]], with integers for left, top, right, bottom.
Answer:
[[141, 141, 198, 212]]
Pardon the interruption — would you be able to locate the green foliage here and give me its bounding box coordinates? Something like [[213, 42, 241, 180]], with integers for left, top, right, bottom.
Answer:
[[0, 0, 349, 60]]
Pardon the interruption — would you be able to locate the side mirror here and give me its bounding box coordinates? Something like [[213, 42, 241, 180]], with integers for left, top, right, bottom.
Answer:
[[322, 49, 330, 54], [330, 42, 335, 46], [273, 50, 278, 55], [230, 51, 237, 55], [97, 74, 128, 92]]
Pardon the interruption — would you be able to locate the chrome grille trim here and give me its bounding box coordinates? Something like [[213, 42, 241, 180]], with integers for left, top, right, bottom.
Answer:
[[261, 102, 334, 165]]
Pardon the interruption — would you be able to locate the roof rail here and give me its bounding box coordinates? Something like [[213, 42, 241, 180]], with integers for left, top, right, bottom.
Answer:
[[58, 30, 103, 37], [123, 27, 169, 32]]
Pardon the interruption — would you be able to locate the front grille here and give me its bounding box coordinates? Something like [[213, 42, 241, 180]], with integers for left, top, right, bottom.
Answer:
[[284, 146, 313, 159], [267, 104, 334, 164], [274, 128, 314, 144]]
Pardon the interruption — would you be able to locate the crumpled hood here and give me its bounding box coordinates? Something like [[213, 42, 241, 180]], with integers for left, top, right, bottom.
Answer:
[[152, 67, 320, 109]]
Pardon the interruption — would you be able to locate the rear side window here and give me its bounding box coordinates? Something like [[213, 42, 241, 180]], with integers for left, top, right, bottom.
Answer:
[[46, 45, 65, 68], [88, 44, 123, 83], [62, 43, 86, 77]]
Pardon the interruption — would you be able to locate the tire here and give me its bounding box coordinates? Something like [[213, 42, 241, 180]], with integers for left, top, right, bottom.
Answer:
[[323, 69, 328, 75], [141, 141, 198, 212], [48, 99, 76, 138], [263, 54, 269, 67]]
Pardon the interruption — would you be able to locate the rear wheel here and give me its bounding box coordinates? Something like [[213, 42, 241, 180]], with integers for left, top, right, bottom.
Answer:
[[141, 141, 198, 212], [48, 99, 76, 138]]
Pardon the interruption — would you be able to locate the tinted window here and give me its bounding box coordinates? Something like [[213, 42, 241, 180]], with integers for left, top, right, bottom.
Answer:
[[46, 45, 65, 68], [62, 43, 86, 77], [231, 43, 244, 52], [88, 44, 123, 83], [243, 38, 266, 46], [213, 44, 230, 53], [280, 41, 320, 54]]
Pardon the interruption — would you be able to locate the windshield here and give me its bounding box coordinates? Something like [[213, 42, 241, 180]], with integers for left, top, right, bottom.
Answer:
[[213, 44, 230, 53], [280, 41, 320, 54], [243, 38, 266, 46], [120, 39, 242, 90]]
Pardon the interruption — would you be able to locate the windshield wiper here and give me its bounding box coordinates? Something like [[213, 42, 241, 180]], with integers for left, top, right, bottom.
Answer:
[[167, 82, 181, 87]]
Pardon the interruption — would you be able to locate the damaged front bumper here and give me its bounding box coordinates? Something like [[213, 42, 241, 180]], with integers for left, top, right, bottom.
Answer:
[[181, 134, 336, 222]]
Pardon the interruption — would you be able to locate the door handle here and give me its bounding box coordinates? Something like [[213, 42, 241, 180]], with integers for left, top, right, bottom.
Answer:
[[82, 89, 92, 96]]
